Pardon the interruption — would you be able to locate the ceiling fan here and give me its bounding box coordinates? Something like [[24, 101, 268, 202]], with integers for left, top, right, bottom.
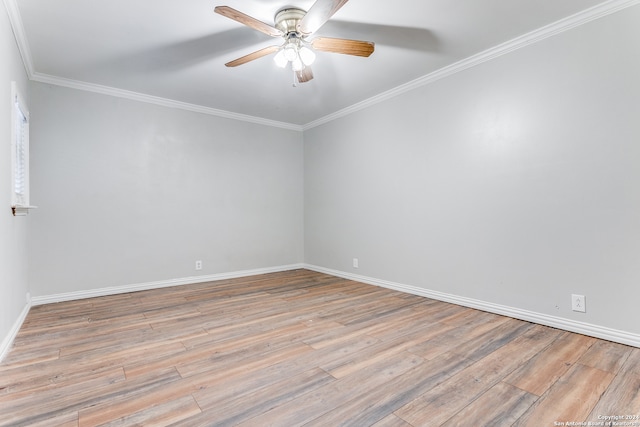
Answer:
[[214, 0, 375, 84]]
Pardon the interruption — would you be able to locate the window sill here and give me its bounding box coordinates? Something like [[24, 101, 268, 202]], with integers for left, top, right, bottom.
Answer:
[[11, 205, 37, 216]]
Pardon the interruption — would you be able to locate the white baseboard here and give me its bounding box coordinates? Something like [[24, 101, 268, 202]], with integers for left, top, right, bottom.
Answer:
[[304, 264, 640, 348], [18, 263, 640, 350], [2, 265, 303, 361], [0, 294, 31, 363], [30, 263, 305, 306]]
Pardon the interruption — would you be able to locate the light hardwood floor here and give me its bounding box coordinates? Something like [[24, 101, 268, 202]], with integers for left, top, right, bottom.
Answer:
[[1, 269, 638, 426]]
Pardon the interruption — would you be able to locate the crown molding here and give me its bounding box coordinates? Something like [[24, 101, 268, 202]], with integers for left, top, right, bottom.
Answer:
[[5, 0, 639, 131], [3, 0, 34, 76], [30, 72, 304, 131], [302, 0, 640, 130], [3, 0, 303, 131]]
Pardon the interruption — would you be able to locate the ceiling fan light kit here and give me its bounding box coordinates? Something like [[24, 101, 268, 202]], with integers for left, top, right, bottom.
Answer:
[[273, 41, 316, 70], [214, 0, 374, 85], [272, 11, 317, 71]]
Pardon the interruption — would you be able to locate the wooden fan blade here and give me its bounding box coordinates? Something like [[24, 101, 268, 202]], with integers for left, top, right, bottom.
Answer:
[[296, 67, 314, 83], [311, 37, 375, 57], [215, 6, 283, 37], [297, 0, 350, 35], [225, 45, 280, 67]]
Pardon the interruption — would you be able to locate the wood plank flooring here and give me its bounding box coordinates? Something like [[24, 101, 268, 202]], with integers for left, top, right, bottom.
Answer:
[[1, 269, 638, 426]]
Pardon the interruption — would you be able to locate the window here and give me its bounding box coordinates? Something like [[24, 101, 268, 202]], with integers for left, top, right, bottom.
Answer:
[[10, 82, 35, 216]]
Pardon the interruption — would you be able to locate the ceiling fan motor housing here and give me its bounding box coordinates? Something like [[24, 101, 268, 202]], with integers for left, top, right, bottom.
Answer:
[[275, 8, 306, 35]]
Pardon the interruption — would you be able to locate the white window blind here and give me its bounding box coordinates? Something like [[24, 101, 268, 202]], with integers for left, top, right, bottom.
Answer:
[[14, 100, 27, 205], [10, 82, 34, 216]]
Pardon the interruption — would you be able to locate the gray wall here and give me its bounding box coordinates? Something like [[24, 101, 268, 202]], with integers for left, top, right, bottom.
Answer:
[[3, 2, 639, 351], [28, 83, 303, 297], [304, 6, 640, 334], [0, 5, 30, 353]]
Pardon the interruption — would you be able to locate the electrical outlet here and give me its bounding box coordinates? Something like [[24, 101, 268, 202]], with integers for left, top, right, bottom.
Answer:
[[353, 258, 359, 268], [571, 294, 586, 312], [195, 260, 203, 271]]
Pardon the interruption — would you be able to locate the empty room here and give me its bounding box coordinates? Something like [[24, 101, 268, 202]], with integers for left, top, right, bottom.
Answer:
[[1, 0, 639, 425]]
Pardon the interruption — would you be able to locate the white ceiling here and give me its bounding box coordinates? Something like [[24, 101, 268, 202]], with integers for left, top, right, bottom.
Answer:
[[9, 0, 623, 127]]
